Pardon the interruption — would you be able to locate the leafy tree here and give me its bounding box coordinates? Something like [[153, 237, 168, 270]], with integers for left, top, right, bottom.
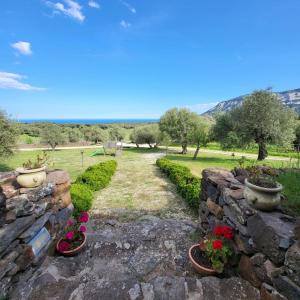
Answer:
[[41, 124, 66, 150], [0, 110, 18, 157], [109, 125, 126, 142], [295, 122, 300, 150], [188, 117, 210, 160], [213, 90, 297, 160], [159, 108, 199, 154], [64, 128, 83, 143], [81, 126, 108, 144], [130, 124, 161, 148]]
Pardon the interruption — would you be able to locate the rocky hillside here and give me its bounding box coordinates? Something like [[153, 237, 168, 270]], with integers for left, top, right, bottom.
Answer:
[[203, 88, 300, 116]]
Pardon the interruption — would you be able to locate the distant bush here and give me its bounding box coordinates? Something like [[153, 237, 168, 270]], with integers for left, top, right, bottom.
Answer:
[[156, 158, 200, 209], [71, 160, 117, 214], [70, 183, 94, 215]]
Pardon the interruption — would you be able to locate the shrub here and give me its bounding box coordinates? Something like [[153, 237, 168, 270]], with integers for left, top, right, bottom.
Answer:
[[70, 183, 94, 215], [156, 158, 200, 209], [71, 160, 117, 214]]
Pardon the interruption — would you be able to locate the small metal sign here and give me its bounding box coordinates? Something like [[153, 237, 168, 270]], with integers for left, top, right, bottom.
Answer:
[[28, 227, 51, 257]]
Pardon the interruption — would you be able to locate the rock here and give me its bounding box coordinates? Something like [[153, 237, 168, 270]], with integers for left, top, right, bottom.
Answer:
[[224, 204, 246, 226], [0, 240, 20, 259], [15, 245, 35, 271], [251, 253, 266, 266], [206, 198, 223, 219], [272, 275, 300, 300], [46, 170, 70, 185], [234, 234, 255, 255], [1, 181, 19, 198], [285, 243, 300, 273], [55, 191, 72, 209], [238, 255, 262, 288], [6, 194, 35, 217], [5, 210, 16, 224], [237, 199, 256, 216], [229, 188, 244, 200], [19, 212, 53, 243], [128, 283, 141, 300], [141, 282, 155, 300], [248, 212, 295, 264], [0, 276, 12, 298], [54, 203, 74, 227], [0, 171, 17, 185], [26, 183, 55, 202], [150, 276, 186, 299], [0, 251, 19, 280], [20, 187, 40, 194], [53, 181, 70, 197], [0, 215, 35, 254], [261, 283, 287, 300]]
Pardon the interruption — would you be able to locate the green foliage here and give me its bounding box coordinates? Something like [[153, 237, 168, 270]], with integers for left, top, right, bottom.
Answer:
[[64, 127, 84, 143], [71, 160, 117, 214], [22, 151, 49, 169], [109, 125, 126, 141], [277, 172, 300, 216], [70, 183, 94, 215], [82, 126, 109, 144], [0, 110, 18, 157], [156, 158, 200, 209], [130, 124, 162, 147], [41, 124, 67, 149], [213, 90, 298, 160]]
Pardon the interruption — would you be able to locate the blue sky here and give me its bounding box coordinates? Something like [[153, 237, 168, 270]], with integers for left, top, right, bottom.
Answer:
[[0, 0, 300, 119]]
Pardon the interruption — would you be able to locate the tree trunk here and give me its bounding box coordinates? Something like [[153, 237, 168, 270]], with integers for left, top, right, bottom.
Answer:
[[136, 143, 139, 148], [181, 143, 188, 154], [193, 146, 200, 160], [258, 141, 268, 160], [148, 144, 153, 148]]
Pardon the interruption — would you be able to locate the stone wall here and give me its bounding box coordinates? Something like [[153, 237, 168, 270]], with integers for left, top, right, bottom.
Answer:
[[0, 170, 73, 298], [200, 168, 300, 300]]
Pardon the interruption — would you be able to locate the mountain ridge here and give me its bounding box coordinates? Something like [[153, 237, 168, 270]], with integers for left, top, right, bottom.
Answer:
[[203, 88, 300, 116]]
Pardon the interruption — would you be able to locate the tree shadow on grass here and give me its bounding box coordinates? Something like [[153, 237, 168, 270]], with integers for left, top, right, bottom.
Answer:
[[0, 163, 13, 172]]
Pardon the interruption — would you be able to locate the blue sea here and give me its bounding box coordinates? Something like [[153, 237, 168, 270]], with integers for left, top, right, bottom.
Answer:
[[18, 119, 159, 124]]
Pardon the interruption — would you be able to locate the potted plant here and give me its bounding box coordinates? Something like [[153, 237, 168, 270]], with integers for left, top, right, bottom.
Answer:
[[189, 224, 234, 275], [56, 212, 89, 256], [244, 174, 283, 211], [16, 152, 49, 188]]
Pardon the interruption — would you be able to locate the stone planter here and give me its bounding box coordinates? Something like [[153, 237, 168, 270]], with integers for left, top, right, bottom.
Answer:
[[56, 233, 87, 256], [188, 244, 219, 275], [244, 178, 282, 211], [16, 166, 47, 188]]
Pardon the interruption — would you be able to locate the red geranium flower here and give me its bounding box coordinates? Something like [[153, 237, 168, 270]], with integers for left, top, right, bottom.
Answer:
[[65, 231, 75, 240], [214, 225, 223, 237], [79, 212, 89, 223], [79, 225, 87, 233], [58, 241, 70, 252], [67, 218, 75, 226], [222, 226, 233, 240], [212, 239, 223, 250]]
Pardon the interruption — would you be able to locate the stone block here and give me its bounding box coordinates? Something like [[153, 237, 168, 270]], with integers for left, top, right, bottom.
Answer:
[[251, 253, 266, 266], [272, 275, 300, 300], [248, 212, 295, 264], [238, 255, 262, 288], [260, 283, 287, 300], [46, 170, 70, 185], [234, 234, 255, 254], [0, 215, 35, 254], [15, 245, 35, 271], [0, 250, 19, 280], [6, 195, 35, 217], [53, 181, 70, 197], [54, 203, 74, 228], [0, 171, 17, 185], [285, 243, 300, 273], [54, 191, 72, 209], [5, 210, 16, 224], [206, 198, 223, 219], [1, 181, 19, 199]]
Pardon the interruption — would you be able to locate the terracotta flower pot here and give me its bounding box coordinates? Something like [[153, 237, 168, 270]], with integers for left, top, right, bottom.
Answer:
[[56, 233, 86, 256], [188, 244, 218, 275]]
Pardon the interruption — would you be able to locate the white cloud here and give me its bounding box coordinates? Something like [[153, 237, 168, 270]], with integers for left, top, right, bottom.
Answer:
[[88, 1, 100, 9], [11, 41, 32, 56], [120, 20, 131, 28], [0, 72, 45, 91], [45, 0, 85, 22], [121, 1, 136, 14], [186, 102, 219, 114]]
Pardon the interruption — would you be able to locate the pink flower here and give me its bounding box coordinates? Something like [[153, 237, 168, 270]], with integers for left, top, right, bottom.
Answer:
[[79, 225, 87, 233], [65, 231, 75, 240], [67, 219, 75, 226], [79, 212, 89, 223], [58, 241, 70, 252]]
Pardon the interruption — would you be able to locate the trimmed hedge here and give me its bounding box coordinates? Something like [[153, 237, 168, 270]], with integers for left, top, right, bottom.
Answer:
[[156, 158, 200, 210], [71, 160, 117, 214]]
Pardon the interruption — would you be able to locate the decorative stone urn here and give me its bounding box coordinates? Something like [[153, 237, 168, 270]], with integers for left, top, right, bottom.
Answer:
[[16, 166, 47, 188], [244, 178, 283, 211]]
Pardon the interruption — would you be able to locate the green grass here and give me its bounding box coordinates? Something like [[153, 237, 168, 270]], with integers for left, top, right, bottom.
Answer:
[[17, 134, 41, 145], [166, 152, 292, 177], [277, 172, 300, 216], [0, 149, 111, 181]]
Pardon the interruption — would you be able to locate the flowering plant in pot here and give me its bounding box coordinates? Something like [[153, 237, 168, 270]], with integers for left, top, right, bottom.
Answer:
[[189, 224, 234, 275], [56, 212, 89, 256]]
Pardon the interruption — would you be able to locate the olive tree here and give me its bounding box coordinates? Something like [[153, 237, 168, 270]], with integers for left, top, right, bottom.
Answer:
[[159, 108, 199, 154], [188, 117, 210, 160], [109, 125, 126, 142], [213, 90, 297, 160], [130, 124, 161, 148], [0, 110, 18, 157], [41, 124, 66, 150]]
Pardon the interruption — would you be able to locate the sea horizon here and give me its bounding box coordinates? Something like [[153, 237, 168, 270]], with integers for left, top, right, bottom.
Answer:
[[17, 118, 159, 125]]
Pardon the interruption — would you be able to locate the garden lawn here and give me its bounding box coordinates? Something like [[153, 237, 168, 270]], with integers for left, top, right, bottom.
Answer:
[[166, 152, 291, 178], [0, 148, 110, 181]]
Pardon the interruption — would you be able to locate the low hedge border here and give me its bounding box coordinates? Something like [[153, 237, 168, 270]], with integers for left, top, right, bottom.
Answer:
[[156, 158, 200, 210], [71, 160, 117, 215]]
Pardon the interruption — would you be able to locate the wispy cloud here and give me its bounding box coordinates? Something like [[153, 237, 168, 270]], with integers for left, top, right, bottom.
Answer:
[[186, 102, 219, 114], [0, 72, 45, 91], [88, 1, 100, 9], [121, 1, 136, 14], [11, 41, 32, 56], [120, 20, 131, 29], [45, 0, 85, 22]]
